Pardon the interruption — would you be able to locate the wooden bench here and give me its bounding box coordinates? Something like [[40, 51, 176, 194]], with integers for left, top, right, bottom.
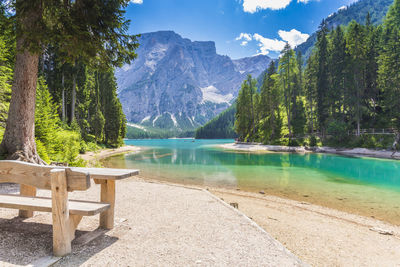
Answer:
[[0, 160, 139, 257]]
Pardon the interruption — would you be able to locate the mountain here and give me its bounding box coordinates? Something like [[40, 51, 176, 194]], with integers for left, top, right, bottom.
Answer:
[[116, 31, 271, 131], [297, 0, 393, 59]]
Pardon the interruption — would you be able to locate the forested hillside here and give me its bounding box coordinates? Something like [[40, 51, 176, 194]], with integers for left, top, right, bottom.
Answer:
[[235, 0, 400, 149], [0, 2, 135, 165], [297, 0, 393, 59], [195, 105, 237, 139]]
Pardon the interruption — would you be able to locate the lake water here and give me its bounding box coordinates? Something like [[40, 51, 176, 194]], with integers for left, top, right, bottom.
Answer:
[[102, 139, 400, 225]]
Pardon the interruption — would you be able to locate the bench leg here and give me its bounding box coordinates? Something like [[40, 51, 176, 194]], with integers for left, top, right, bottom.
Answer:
[[19, 184, 37, 218], [100, 180, 115, 229], [51, 169, 71, 257], [69, 214, 83, 241]]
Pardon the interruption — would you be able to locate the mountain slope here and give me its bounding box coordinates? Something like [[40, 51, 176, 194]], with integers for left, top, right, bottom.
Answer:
[[116, 31, 271, 131], [297, 0, 393, 59], [195, 104, 237, 139]]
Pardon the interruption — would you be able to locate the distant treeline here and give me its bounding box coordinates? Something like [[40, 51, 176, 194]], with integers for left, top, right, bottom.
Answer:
[[126, 125, 195, 139], [195, 105, 237, 139]]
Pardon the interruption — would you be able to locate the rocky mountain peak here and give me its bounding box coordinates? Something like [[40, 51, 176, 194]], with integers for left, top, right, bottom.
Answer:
[[116, 31, 271, 130]]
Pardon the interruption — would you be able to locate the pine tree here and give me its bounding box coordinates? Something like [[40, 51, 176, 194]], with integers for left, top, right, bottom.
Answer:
[[378, 0, 400, 130], [315, 20, 330, 135], [346, 20, 366, 136], [259, 61, 281, 143], [235, 75, 257, 141], [328, 26, 347, 119], [304, 51, 318, 133], [279, 43, 298, 139], [364, 13, 381, 126]]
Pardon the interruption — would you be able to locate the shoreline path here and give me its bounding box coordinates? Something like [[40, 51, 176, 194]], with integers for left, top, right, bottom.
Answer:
[[0, 179, 306, 266]]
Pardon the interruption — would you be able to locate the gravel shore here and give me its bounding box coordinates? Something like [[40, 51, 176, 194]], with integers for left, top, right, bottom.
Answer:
[[0, 179, 304, 266]]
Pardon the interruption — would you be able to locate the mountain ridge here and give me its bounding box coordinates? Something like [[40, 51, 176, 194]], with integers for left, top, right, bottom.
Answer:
[[116, 30, 271, 131]]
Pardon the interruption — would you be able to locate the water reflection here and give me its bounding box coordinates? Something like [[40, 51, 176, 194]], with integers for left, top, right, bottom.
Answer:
[[116, 140, 400, 191]]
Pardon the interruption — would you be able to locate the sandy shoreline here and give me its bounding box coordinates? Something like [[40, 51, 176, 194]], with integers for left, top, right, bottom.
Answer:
[[133, 177, 400, 266], [79, 145, 141, 165], [218, 142, 400, 160], [210, 187, 400, 266]]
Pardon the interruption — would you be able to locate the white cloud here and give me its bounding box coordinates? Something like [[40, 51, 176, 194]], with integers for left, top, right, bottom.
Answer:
[[241, 0, 317, 13], [253, 33, 286, 55], [130, 0, 143, 4], [236, 33, 252, 41], [242, 0, 291, 13], [278, 29, 309, 47], [235, 29, 309, 55]]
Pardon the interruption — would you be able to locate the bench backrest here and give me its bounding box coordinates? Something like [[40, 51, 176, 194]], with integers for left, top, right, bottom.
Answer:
[[0, 160, 90, 191]]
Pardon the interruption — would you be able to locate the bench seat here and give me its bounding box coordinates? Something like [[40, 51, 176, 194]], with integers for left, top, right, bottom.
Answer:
[[0, 194, 110, 216]]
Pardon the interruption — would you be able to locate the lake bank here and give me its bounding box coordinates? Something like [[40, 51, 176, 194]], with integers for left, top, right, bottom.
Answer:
[[211, 186, 400, 267], [218, 142, 400, 160], [94, 175, 400, 266], [79, 145, 141, 166]]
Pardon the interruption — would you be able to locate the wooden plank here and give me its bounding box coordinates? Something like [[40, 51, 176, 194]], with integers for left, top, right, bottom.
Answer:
[[51, 169, 71, 256], [70, 167, 139, 180], [68, 214, 83, 240], [19, 184, 37, 218], [0, 161, 52, 190], [0, 160, 90, 191], [100, 180, 115, 229], [65, 168, 90, 191], [0, 194, 110, 216]]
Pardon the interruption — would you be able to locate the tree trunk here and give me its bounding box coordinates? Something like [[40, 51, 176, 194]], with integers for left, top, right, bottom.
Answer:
[[71, 73, 76, 122], [0, 38, 43, 164], [61, 72, 65, 121]]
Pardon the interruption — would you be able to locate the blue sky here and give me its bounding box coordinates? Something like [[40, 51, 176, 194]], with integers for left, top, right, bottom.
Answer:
[[125, 0, 357, 59]]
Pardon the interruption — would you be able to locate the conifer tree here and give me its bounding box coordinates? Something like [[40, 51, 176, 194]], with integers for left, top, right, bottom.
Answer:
[[346, 20, 366, 136], [0, 0, 139, 163], [378, 0, 400, 130], [328, 26, 347, 119], [315, 20, 330, 135], [279, 43, 298, 139]]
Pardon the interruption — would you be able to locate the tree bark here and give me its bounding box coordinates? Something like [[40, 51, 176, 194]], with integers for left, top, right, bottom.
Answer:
[[0, 0, 44, 164], [71, 73, 76, 122], [62, 72, 65, 122], [0, 38, 43, 164]]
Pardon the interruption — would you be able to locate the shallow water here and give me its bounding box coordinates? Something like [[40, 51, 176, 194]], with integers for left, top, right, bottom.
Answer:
[[102, 139, 400, 225]]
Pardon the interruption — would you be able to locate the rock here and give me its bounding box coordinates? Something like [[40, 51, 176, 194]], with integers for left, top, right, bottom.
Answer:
[[230, 202, 239, 209], [369, 227, 394, 235], [259, 191, 265, 195]]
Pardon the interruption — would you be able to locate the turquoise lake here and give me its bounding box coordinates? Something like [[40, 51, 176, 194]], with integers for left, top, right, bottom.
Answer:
[[102, 139, 400, 225]]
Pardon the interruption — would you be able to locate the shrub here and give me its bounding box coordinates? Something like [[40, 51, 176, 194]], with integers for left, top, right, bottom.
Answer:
[[35, 139, 51, 163], [52, 129, 81, 164]]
